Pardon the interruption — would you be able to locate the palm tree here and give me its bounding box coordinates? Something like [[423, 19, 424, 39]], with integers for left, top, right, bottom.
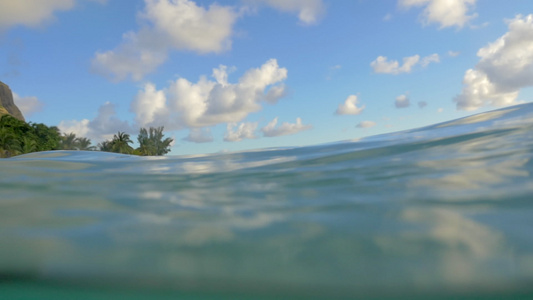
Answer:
[[137, 127, 156, 156], [20, 135, 38, 154], [76, 137, 95, 151], [111, 131, 134, 154], [60, 133, 78, 150], [137, 126, 173, 156], [98, 140, 113, 152], [0, 127, 18, 157]]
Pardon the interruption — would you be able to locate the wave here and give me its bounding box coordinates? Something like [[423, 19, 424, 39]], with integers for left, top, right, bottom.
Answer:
[[1, 103, 533, 299]]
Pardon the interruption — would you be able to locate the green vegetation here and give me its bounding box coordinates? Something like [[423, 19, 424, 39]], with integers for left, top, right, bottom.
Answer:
[[98, 127, 173, 156], [0, 114, 174, 158], [136, 127, 173, 156], [0, 114, 61, 158]]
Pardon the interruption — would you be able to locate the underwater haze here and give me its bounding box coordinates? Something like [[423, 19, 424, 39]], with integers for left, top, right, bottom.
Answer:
[[1, 103, 533, 299]]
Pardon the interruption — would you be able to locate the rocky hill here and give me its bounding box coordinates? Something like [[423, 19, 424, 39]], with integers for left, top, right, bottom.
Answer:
[[0, 81, 25, 121]]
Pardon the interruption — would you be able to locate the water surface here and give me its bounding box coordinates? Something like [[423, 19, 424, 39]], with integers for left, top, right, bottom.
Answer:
[[2, 103, 533, 299]]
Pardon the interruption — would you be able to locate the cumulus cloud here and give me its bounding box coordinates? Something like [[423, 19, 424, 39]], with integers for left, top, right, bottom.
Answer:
[[92, 0, 239, 81], [183, 128, 214, 143], [356, 121, 376, 128], [248, 0, 325, 25], [91, 32, 168, 82], [395, 94, 410, 108], [224, 122, 257, 142], [131, 82, 168, 127], [0, 0, 74, 29], [399, 0, 477, 29], [335, 95, 365, 115], [455, 14, 533, 111], [131, 59, 288, 129], [0, 0, 107, 30], [371, 53, 439, 74], [58, 102, 132, 141], [13, 92, 44, 117], [261, 117, 311, 137]]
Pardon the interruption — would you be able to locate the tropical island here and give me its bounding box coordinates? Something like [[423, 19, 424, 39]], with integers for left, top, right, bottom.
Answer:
[[0, 81, 173, 158]]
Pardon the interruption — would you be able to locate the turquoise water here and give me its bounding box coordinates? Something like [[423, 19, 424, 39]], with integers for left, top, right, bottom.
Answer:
[[1, 103, 533, 299]]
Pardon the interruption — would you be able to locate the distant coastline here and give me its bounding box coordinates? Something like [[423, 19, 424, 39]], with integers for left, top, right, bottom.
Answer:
[[0, 81, 173, 158]]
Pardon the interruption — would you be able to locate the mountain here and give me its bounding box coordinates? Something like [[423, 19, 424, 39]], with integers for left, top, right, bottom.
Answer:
[[0, 81, 25, 121]]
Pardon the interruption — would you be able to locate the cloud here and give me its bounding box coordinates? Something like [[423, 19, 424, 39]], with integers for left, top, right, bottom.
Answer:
[[418, 101, 428, 108], [448, 50, 460, 57], [182, 128, 214, 143], [455, 14, 533, 111], [58, 102, 132, 141], [371, 53, 439, 74], [92, 0, 239, 81], [421, 53, 440, 67], [371, 55, 419, 74], [0, 0, 107, 30], [91, 32, 168, 82], [13, 92, 44, 117], [399, 0, 477, 29], [356, 121, 376, 128], [131, 82, 168, 127], [335, 95, 365, 115], [395, 94, 410, 108], [0, 0, 75, 29], [261, 117, 311, 137], [249, 0, 325, 25], [131, 59, 288, 129], [224, 122, 257, 142]]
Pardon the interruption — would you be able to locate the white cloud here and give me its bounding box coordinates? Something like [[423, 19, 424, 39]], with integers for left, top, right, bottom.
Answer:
[[335, 95, 365, 115], [250, 0, 325, 25], [0, 0, 74, 29], [261, 117, 311, 137], [356, 121, 376, 128], [395, 94, 410, 108], [142, 0, 238, 53], [58, 102, 132, 142], [182, 128, 214, 143], [371, 55, 419, 74], [418, 101, 428, 108], [58, 118, 90, 137], [131, 82, 167, 127], [448, 50, 460, 57], [371, 53, 439, 74], [0, 0, 107, 30], [131, 59, 288, 129], [455, 14, 533, 111], [92, 0, 239, 81], [224, 122, 257, 142], [421, 53, 440, 67], [12, 92, 44, 117], [91, 32, 168, 82], [399, 0, 477, 29]]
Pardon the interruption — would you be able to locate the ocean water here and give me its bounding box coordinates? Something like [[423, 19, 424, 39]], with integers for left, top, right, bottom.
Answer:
[[1, 103, 533, 299]]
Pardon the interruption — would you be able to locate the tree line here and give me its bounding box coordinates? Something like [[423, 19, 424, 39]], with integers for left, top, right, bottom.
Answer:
[[0, 114, 173, 158]]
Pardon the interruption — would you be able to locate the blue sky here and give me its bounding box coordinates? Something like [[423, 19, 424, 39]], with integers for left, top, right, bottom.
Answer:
[[1, 0, 532, 155]]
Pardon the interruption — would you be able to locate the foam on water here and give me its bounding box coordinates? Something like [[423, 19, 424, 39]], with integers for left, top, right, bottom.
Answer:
[[1, 103, 533, 299]]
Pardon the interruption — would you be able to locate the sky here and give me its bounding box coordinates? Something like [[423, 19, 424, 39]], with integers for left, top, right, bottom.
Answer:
[[1, 0, 532, 155]]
